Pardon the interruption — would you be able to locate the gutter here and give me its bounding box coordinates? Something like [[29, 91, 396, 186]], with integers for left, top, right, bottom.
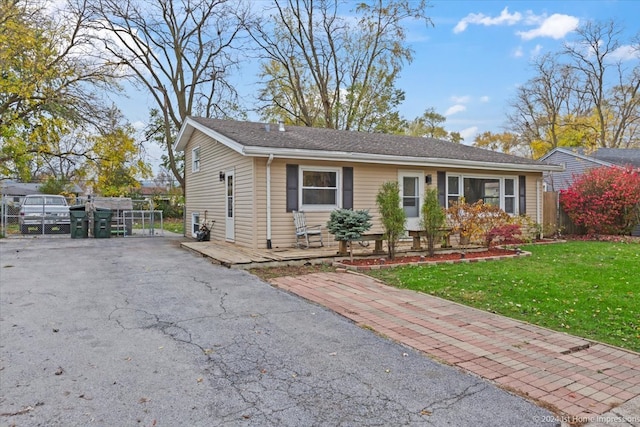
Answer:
[[266, 154, 274, 249], [242, 147, 565, 173]]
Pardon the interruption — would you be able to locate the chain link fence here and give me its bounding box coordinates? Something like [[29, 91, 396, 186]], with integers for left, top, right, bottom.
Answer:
[[1, 194, 165, 238]]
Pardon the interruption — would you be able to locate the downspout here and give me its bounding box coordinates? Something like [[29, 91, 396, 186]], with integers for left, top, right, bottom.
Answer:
[[266, 154, 274, 249]]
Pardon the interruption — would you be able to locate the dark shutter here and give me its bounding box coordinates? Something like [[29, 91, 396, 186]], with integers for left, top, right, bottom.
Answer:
[[437, 171, 446, 207], [342, 167, 353, 209], [519, 175, 526, 214], [286, 164, 298, 212]]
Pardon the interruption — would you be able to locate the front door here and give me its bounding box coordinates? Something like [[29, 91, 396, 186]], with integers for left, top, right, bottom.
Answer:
[[225, 170, 235, 241], [398, 171, 424, 231]]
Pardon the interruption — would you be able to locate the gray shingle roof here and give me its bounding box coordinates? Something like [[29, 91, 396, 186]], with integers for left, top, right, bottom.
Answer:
[[590, 148, 640, 168], [189, 117, 548, 167]]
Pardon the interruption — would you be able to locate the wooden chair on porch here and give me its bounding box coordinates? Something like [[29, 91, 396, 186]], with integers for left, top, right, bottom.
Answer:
[[292, 210, 323, 248]]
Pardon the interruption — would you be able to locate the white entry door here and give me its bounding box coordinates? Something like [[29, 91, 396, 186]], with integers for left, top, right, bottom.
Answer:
[[398, 170, 424, 231], [225, 170, 235, 241]]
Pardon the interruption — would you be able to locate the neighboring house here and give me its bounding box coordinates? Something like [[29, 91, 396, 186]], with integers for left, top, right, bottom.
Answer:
[[540, 147, 640, 191], [175, 118, 564, 249], [0, 181, 43, 205]]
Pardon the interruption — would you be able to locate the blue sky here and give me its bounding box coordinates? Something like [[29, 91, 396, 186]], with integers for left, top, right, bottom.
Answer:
[[117, 1, 639, 169], [395, 0, 639, 143]]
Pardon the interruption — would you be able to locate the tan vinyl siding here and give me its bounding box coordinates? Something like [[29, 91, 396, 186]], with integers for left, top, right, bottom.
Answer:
[[262, 160, 438, 249], [184, 130, 255, 246], [184, 129, 545, 248]]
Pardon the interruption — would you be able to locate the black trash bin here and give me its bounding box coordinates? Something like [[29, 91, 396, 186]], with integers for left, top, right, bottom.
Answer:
[[69, 205, 89, 239], [93, 208, 113, 238]]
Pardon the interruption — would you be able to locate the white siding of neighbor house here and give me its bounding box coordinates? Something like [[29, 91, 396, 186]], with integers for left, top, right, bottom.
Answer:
[[184, 130, 255, 246]]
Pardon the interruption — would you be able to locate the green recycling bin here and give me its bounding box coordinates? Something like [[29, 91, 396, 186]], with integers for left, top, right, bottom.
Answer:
[[69, 205, 89, 239], [93, 208, 112, 238]]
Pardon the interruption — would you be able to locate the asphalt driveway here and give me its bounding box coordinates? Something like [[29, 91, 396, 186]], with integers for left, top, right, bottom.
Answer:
[[0, 236, 557, 426]]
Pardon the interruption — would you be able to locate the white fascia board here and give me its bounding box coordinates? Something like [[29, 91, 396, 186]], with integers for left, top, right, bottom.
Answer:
[[242, 147, 565, 173], [175, 118, 245, 154]]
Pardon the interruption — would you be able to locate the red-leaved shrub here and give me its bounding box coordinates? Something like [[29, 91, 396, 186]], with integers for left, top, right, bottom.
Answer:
[[559, 166, 640, 235]]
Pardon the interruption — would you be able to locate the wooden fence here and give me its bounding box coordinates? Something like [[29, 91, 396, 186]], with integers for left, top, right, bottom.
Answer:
[[542, 191, 581, 236]]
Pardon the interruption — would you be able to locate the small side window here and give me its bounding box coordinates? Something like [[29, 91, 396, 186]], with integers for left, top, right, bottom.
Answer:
[[504, 178, 516, 214], [192, 147, 201, 173]]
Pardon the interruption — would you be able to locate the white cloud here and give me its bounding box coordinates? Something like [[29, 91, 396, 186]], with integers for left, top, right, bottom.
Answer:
[[530, 44, 543, 57], [451, 95, 471, 104], [479, 96, 490, 103], [609, 45, 640, 61], [513, 46, 524, 57], [454, 7, 522, 34], [445, 104, 466, 116], [516, 14, 579, 40], [460, 126, 479, 142]]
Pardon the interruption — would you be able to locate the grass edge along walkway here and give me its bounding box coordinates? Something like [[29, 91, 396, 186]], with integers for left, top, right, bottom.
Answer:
[[365, 240, 639, 353]]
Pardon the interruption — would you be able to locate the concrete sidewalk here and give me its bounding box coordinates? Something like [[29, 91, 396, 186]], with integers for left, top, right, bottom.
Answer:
[[271, 271, 640, 426]]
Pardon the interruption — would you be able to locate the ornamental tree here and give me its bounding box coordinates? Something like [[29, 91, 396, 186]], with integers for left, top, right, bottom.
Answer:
[[560, 166, 640, 235], [326, 209, 372, 262], [420, 188, 446, 256], [376, 182, 406, 260]]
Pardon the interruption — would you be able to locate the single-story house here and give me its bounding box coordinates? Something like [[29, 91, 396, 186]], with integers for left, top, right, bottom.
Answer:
[[175, 118, 564, 249], [1, 181, 84, 204], [540, 147, 640, 191]]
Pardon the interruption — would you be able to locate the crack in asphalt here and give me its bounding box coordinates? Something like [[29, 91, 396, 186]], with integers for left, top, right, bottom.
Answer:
[[420, 381, 488, 415]]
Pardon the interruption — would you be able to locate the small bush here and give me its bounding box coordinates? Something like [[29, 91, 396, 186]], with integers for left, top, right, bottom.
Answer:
[[447, 199, 512, 246], [326, 209, 372, 242], [486, 224, 522, 246]]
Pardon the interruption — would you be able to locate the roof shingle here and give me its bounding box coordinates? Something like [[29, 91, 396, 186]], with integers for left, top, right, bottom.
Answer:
[[188, 117, 553, 167]]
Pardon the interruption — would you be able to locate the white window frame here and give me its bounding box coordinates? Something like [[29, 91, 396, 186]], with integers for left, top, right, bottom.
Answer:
[[503, 177, 517, 215], [447, 175, 461, 205], [192, 147, 201, 173], [191, 212, 200, 238], [299, 166, 341, 211], [446, 173, 519, 214]]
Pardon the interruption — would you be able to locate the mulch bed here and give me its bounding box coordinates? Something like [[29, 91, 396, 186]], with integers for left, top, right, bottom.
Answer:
[[338, 247, 523, 268]]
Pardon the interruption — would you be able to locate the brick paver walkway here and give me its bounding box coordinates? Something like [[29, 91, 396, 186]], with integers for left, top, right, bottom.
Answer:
[[271, 272, 640, 422]]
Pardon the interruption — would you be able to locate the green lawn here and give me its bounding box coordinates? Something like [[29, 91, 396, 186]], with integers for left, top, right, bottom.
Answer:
[[366, 241, 639, 352], [162, 218, 184, 234]]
